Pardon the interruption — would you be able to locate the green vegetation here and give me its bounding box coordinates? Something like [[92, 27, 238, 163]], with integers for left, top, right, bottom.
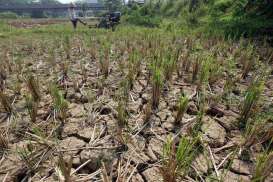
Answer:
[[252, 151, 273, 182], [25, 95, 38, 122], [152, 66, 163, 109], [123, 0, 273, 39], [175, 94, 189, 125], [124, 3, 161, 27], [50, 84, 69, 121], [239, 77, 265, 129], [0, 1, 272, 181], [161, 136, 200, 181]]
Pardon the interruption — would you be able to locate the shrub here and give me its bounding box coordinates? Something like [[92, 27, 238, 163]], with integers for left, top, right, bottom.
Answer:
[[125, 12, 161, 28], [213, 0, 233, 13], [185, 12, 199, 26], [124, 4, 162, 28]]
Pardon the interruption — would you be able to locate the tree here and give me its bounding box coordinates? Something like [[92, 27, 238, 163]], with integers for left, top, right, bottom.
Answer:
[[81, 2, 89, 17], [32, 0, 61, 18], [101, 0, 122, 11], [75, 0, 89, 17]]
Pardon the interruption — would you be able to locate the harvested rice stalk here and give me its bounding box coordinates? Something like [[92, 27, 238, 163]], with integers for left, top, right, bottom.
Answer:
[[196, 57, 210, 93], [56, 154, 73, 182], [0, 91, 13, 115], [0, 132, 8, 156], [152, 67, 163, 109], [143, 101, 152, 123], [25, 95, 38, 123], [26, 75, 41, 102], [252, 151, 273, 182], [161, 136, 200, 182], [175, 95, 189, 125], [192, 55, 200, 83], [64, 35, 71, 60], [50, 84, 69, 121], [239, 78, 264, 129]]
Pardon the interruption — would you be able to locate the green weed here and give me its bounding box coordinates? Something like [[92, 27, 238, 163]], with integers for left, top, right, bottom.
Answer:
[[25, 95, 38, 123], [99, 42, 111, 78], [197, 56, 210, 91], [175, 94, 189, 125], [192, 55, 200, 83], [50, 84, 69, 121], [161, 136, 200, 181], [26, 75, 41, 103], [239, 78, 264, 129], [252, 151, 273, 182], [152, 67, 163, 109], [163, 50, 175, 82]]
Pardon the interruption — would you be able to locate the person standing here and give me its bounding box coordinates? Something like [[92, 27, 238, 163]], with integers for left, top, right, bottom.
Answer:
[[69, 2, 86, 29]]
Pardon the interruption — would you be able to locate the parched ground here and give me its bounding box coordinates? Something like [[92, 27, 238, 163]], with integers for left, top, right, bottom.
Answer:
[[8, 18, 99, 29], [0, 21, 272, 182], [8, 19, 68, 28]]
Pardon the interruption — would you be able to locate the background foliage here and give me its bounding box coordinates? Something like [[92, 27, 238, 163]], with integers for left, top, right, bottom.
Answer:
[[123, 0, 273, 38]]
